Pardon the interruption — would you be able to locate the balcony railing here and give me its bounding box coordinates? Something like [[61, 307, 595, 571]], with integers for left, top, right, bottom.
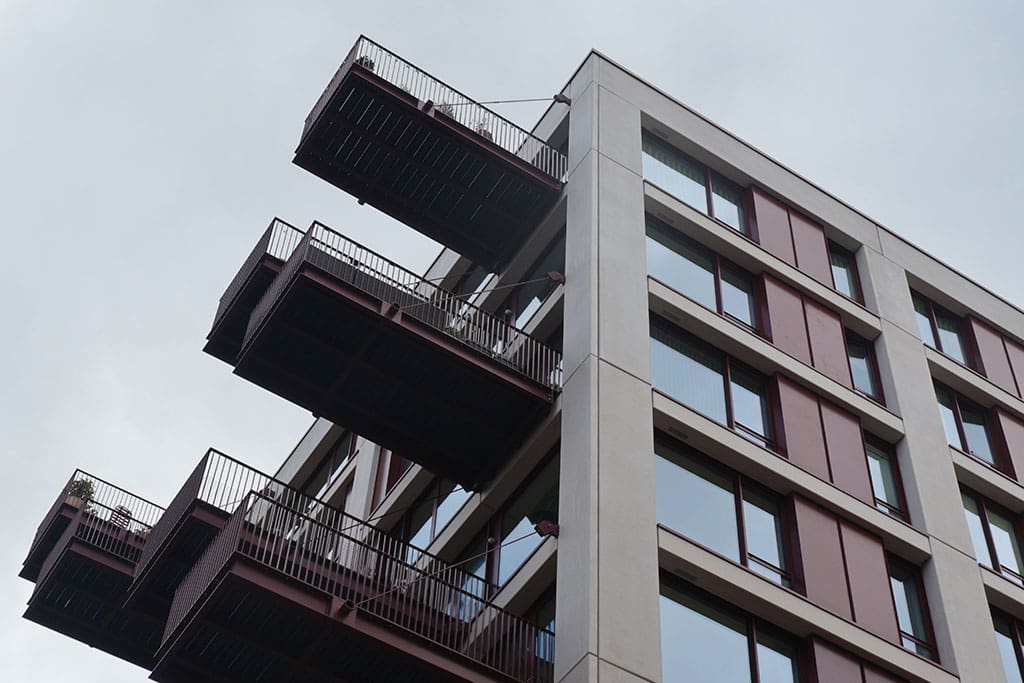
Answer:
[[245, 221, 563, 392], [211, 218, 305, 330], [305, 36, 567, 183], [166, 491, 554, 683]]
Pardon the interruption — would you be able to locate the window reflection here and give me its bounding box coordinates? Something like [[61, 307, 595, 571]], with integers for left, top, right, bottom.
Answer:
[[711, 172, 744, 232], [865, 440, 906, 520], [642, 133, 709, 213]]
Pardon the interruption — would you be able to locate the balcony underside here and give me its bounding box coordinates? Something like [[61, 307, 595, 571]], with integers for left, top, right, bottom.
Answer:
[[126, 503, 229, 616], [235, 266, 552, 490], [20, 502, 76, 582], [295, 66, 561, 269], [154, 558, 505, 683], [204, 258, 284, 364], [24, 541, 163, 669]]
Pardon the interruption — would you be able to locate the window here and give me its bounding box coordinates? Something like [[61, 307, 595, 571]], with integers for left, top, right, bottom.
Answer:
[[398, 478, 472, 562], [962, 489, 1024, 584], [655, 438, 791, 585], [934, 383, 999, 466], [641, 132, 747, 234], [828, 242, 862, 302], [660, 579, 800, 683], [458, 451, 559, 593], [301, 431, 356, 500], [864, 439, 907, 520], [912, 291, 970, 366], [888, 558, 936, 660], [371, 449, 411, 509], [646, 217, 759, 331], [846, 331, 883, 401], [993, 612, 1024, 683], [506, 231, 566, 329], [651, 317, 773, 448]]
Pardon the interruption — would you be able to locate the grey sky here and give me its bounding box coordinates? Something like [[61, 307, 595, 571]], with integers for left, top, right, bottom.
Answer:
[[1, 1, 1021, 680]]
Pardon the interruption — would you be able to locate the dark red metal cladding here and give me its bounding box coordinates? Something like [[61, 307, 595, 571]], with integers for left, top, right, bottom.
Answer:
[[1006, 338, 1024, 399], [748, 187, 796, 265], [791, 497, 852, 619], [864, 667, 908, 683], [763, 275, 812, 364], [809, 638, 865, 683], [789, 212, 832, 287], [820, 401, 873, 505], [775, 376, 830, 480], [804, 298, 853, 387], [967, 317, 1019, 395], [995, 408, 1024, 481], [839, 521, 900, 643]]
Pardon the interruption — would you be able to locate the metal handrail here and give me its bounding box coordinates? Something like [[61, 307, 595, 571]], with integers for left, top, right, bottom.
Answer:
[[166, 492, 554, 683], [244, 221, 563, 391], [304, 35, 567, 182], [212, 218, 305, 329]]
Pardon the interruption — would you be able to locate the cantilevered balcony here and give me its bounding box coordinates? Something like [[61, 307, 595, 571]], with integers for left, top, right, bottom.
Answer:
[[232, 222, 562, 490], [22, 471, 165, 668], [204, 218, 305, 364], [153, 491, 554, 683], [295, 36, 567, 270]]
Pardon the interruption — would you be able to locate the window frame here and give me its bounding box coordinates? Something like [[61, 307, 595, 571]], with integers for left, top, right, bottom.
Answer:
[[641, 131, 748, 235], [863, 437, 909, 521], [934, 381, 1005, 471], [300, 431, 357, 500], [962, 488, 1024, 585], [395, 478, 472, 553], [845, 329, 885, 403], [502, 228, 566, 331], [887, 556, 938, 661], [827, 241, 863, 303], [993, 610, 1024, 683], [912, 290, 973, 368], [370, 448, 412, 511], [655, 436, 793, 586]]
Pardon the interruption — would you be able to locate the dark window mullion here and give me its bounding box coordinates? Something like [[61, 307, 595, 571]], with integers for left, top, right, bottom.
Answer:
[[714, 255, 724, 315], [747, 616, 760, 683], [704, 167, 715, 221], [950, 392, 971, 453], [735, 475, 749, 571], [1012, 615, 1024, 682], [927, 300, 943, 355], [724, 358, 736, 431], [977, 496, 1003, 575]]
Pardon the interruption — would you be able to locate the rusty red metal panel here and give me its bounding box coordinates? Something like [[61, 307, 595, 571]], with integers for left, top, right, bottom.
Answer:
[[790, 211, 832, 286], [804, 298, 853, 387], [968, 317, 1019, 395], [792, 498, 852, 619], [776, 376, 830, 480], [809, 638, 863, 683], [821, 401, 873, 505], [1006, 339, 1024, 399], [763, 274, 812, 364], [996, 408, 1024, 481], [839, 521, 900, 642], [748, 187, 796, 265]]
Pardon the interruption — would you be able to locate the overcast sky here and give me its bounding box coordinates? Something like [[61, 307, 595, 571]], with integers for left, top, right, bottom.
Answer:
[[1, 1, 1022, 680]]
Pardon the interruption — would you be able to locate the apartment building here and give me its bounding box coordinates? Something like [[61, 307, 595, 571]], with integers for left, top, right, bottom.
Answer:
[[19, 36, 1024, 683]]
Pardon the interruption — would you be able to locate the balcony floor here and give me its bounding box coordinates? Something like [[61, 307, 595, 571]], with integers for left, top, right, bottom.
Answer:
[[204, 258, 283, 364], [235, 263, 552, 490], [295, 64, 561, 269]]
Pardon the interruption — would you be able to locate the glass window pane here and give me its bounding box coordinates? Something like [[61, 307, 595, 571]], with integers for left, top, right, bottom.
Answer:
[[721, 263, 756, 328], [829, 248, 857, 299], [659, 587, 751, 683], [935, 385, 962, 449], [742, 489, 786, 581], [890, 571, 928, 644], [848, 336, 880, 399], [960, 400, 995, 464], [651, 320, 728, 424], [434, 480, 471, 538], [989, 508, 1024, 578], [645, 219, 716, 309], [935, 309, 967, 364], [730, 366, 771, 446], [994, 614, 1024, 683], [711, 172, 745, 233], [913, 293, 937, 348], [405, 496, 435, 563], [513, 233, 566, 329], [962, 493, 994, 568], [756, 627, 799, 683], [642, 133, 708, 212], [866, 442, 902, 516], [655, 447, 739, 562], [497, 456, 559, 586]]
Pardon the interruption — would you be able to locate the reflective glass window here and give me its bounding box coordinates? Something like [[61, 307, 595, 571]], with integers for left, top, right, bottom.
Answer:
[[865, 441, 905, 519], [642, 133, 708, 212], [655, 447, 739, 562], [711, 172, 745, 232]]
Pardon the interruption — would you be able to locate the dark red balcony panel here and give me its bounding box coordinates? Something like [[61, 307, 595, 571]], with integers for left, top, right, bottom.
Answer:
[[232, 223, 562, 491], [294, 37, 567, 270], [23, 493, 165, 668], [152, 492, 554, 683], [204, 218, 305, 365]]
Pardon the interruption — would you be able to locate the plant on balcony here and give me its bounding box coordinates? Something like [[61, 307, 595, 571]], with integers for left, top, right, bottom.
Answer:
[[475, 117, 494, 141], [355, 56, 375, 72], [436, 102, 456, 119], [65, 478, 95, 510]]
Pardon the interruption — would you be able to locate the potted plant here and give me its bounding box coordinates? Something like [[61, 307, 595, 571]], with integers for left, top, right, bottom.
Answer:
[[436, 102, 456, 120], [475, 118, 494, 141], [66, 478, 95, 510], [355, 56, 375, 72]]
